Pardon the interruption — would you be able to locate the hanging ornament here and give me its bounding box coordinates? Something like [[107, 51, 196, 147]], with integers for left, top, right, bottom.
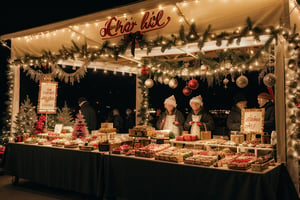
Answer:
[[182, 86, 192, 96], [163, 77, 170, 85], [200, 65, 208, 73], [223, 78, 229, 88], [144, 78, 154, 88], [188, 79, 199, 90], [224, 60, 232, 70], [169, 78, 178, 89], [288, 59, 296, 70], [236, 75, 248, 88], [141, 65, 149, 75], [263, 73, 276, 87]]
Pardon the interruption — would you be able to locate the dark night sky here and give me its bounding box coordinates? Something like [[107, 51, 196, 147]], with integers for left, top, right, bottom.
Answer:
[[0, 2, 270, 131]]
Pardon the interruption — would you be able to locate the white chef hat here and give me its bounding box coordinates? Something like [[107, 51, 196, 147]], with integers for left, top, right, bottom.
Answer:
[[189, 95, 203, 106], [164, 95, 177, 107]]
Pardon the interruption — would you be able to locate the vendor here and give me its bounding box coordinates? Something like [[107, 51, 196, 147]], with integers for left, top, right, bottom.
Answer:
[[156, 95, 185, 136], [226, 93, 248, 132], [78, 97, 97, 133], [184, 95, 215, 136], [257, 92, 275, 134]]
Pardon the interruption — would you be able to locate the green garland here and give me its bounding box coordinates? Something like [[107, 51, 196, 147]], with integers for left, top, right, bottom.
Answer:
[[9, 17, 298, 85], [136, 75, 150, 125]]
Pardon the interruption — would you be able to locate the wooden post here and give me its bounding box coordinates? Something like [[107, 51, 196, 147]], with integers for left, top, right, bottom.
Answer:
[[10, 65, 20, 135]]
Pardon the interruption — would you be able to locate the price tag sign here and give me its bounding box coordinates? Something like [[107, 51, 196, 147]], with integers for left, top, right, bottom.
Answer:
[[38, 81, 58, 114], [241, 108, 265, 134]]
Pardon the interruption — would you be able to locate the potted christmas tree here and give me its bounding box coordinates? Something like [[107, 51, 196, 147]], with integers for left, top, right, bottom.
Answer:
[[72, 112, 87, 140], [13, 96, 37, 142]]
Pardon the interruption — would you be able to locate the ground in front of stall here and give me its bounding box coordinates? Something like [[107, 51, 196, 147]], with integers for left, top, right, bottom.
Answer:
[[0, 173, 97, 200]]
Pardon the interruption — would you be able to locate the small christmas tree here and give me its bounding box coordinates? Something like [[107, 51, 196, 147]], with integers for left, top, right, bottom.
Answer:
[[13, 96, 38, 137], [56, 102, 74, 126], [72, 112, 88, 139]]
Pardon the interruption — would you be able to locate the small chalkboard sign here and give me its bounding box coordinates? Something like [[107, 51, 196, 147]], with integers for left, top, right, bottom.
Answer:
[[241, 108, 265, 134]]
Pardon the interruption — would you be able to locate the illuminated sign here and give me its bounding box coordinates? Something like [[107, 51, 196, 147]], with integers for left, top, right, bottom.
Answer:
[[100, 9, 171, 39]]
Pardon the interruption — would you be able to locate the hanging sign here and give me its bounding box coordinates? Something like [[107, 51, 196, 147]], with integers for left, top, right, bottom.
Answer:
[[100, 9, 171, 39], [38, 81, 58, 114], [241, 108, 265, 134]]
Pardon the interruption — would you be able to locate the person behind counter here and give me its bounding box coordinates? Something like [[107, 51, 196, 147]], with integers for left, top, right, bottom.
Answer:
[[257, 92, 275, 134], [107, 108, 124, 133], [226, 93, 248, 132], [124, 108, 135, 132], [184, 95, 215, 136], [78, 97, 97, 133], [156, 95, 185, 137]]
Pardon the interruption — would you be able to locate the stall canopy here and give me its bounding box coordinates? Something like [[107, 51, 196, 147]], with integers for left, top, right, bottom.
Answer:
[[0, 0, 287, 76]]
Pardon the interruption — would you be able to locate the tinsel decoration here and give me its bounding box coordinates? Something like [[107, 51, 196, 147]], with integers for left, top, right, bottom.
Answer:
[[236, 75, 248, 88], [263, 73, 276, 87]]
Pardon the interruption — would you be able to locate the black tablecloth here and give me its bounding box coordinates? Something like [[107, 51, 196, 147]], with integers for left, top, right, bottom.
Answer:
[[103, 155, 299, 200], [4, 143, 104, 197], [4, 143, 300, 200]]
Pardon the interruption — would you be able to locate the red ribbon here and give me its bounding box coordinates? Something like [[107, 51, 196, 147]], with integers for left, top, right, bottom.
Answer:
[[267, 86, 275, 101]]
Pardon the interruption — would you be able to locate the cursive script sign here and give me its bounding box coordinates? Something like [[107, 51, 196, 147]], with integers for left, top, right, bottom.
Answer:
[[241, 108, 265, 134], [100, 9, 171, 39], [38, 81, 58, 114]]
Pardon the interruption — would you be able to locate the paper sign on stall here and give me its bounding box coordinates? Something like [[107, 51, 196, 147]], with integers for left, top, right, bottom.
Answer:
[[241, 108, 265, 134], [38, 81, 58, 114]]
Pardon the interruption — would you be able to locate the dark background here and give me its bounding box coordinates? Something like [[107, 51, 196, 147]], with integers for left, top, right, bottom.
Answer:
[[0, 1, 270, 134]]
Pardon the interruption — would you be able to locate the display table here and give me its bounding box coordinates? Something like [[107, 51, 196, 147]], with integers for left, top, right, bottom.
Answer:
[[3, 142, 105, 198], [4, 142, 300, 200]]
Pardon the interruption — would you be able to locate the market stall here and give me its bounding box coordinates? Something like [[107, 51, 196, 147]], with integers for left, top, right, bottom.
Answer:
[[0, 0, 300, 198]]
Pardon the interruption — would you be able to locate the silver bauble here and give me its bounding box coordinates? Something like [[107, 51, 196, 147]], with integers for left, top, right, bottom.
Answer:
[[163, 77, 170, 85], [168, 78, 178, 89], [144, 78, 154, 88], [263, 73, 276, 87], [236, 75, 248, 88]]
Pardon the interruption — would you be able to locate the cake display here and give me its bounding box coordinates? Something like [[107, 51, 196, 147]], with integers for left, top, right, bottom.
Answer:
[[227, 153, 256, 170], [184, 154, 219, 166], [129, 125, 155, 137], [135, 143, 170, 158], [155, 147, 193, 163]]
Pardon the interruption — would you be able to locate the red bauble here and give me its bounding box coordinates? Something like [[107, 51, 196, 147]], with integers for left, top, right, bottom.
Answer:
[[141, 66, 149, 75], [182, 86, 192, 96], [188, 79, 199, 90]]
